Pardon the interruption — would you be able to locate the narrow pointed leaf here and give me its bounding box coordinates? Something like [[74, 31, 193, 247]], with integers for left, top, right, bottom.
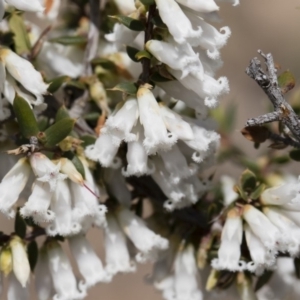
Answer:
[[27, 241, 38, 272], [13, 95, 39, 138], [110, 15, 145, 31], [44, 118, 76, 147], [109, 82, 137, 95], [48, 76, 70, 93], [49, 35, 87, 46], [55, 105, 70, 123], [126, 46, 140, 62]]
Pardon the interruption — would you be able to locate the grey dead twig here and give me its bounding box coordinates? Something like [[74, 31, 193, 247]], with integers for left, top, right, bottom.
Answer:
[[245, 50, 300, 146]]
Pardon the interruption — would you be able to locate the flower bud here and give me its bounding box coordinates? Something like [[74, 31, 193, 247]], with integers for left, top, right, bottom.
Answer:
[[0, 246, 12, 276], [58, 158, 84, 185], [10, 236, 30, 288]]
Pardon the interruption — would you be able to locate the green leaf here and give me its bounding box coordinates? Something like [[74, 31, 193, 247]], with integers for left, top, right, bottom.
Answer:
[[91, 58, 116, 71], [270, 155, 290, 164], [250, 183, 266, 200], [55, 106, 70, 123], [151, 15, 167, 28], [49, 35, 87, 46], [139, 0, 155, 5], [84, 112, 100, 121], [294, 257, 300, 279], [110, 15, 145, 31], [234, 185, 247, 201], [72, 155, 85, 179], [44, 118, 76, 147], [81, 135, 96, 147], [48, 76, 70, 93], [126, 46, 140, 62], [13, 95, 39, 138], [8, 12, 31, 55], [135, 50, 152, 61], [278, 70, 295, 94], [27, 241, 38, 272], [255, 270, 273, 291], [240, 169, 257, 192], [109, 82, 137, 95], [65, 80, 86, 90], [290, 149, 300, 161], [38, 116, 49, 131], [14, 210, 26, 239]]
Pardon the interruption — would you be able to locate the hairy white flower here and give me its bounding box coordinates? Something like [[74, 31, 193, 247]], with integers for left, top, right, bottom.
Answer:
[[0, 48, 48, 105], [69, 234, 110, 287], [245, 224, 276, 275], [155, 0, 202, 45], [243, 204, 282, 250], [212, 207, 245, 271], [116, 207, 169, 262], [0, 157, 31, 218], [47, 180, 81, 236], [220, 175, 239, 206], [29, 153, 67, 191], [103, 97, 139, 142], [47, 241, 86, 300], [104, 214, 136, 276], [20, 181, 55, 224], [122, 123, 154, 177], [176, 0, 219, 13], [35, 249, 54, 300], [10, 236, 30, 288], [7, 273, 30, 300], [138, 85, 177, 154], [85, 132, 121, 168]]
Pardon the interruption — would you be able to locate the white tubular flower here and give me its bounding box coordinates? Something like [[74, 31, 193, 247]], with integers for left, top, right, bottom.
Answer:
[[4, 0, 44, 12], [151, 157, 185, 205], [146, 39, 203, 78], [113, 0, 136, 14], [155, 0, 202, 45], [116, 207, 169, 262], [20, 181, 54, 224], [172, 245, 203, 300], [85, 133, 121, 168], [261, 181, 300, 208], [183, 124, 220, 163], [137, 85, 177, 154], [29, 153, 67, 191], [122, 123, 154, 177], [47, 180, 81, 237], [47, 241, 86, 300], [105, 23, 139, 50], [0, 157, 31, 218], [69, 234, 110, 287], [263, 207, 300, 256], [245, 224, 276, 275], [220, 175, 239, 206], [193, 20, 231, 60], [212, 207, 244, 271], [103, 167, 132, 207], [158, 81, 209, 119], [243, 205, 282, 250], [0, 48, 48, 104], [160, 145, 196, 184], [176, 0, 219, 13], [7, 273, 30, 300], [159, 104, 194, 141], [104, 214, 136, 276], [103, 97, 139, 142], [35, 249, 54, 300], [10, 236, 30, 288], [37, 43, 84, 78], [169, 68, 229, 108]]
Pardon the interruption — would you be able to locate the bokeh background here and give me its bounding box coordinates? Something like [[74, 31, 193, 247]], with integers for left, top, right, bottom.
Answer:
[[1, 1, 300, 299]]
